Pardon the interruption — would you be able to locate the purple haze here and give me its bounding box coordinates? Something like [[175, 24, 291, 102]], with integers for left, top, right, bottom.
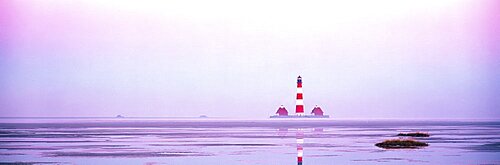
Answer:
[[0, 1, 499, 118]]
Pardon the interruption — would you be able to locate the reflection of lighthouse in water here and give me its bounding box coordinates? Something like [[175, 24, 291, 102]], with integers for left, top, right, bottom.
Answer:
[[296, 128, 304, 165]]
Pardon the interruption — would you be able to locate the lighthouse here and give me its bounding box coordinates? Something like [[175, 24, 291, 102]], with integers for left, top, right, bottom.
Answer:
[[269, 76, 330, 118], [296, 76, 304, 116]]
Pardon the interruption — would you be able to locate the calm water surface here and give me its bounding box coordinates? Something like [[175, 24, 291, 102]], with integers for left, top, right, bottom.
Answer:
[[0, 118, 499, 164]]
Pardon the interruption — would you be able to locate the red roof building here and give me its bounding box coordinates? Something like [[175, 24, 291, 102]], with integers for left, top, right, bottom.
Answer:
[[311, 105, 324, 116], [276, 105, 288, 116]]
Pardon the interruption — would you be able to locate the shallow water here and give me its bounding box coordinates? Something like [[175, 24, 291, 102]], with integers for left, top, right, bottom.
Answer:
[[0, 118, 499, 164]]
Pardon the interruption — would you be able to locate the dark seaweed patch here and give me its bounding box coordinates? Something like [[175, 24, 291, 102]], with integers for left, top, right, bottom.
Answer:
[[375, 139, 428, 149]]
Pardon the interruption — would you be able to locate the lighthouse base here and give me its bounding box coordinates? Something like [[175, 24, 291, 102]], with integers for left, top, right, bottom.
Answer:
[[270, 115, 330, 118]]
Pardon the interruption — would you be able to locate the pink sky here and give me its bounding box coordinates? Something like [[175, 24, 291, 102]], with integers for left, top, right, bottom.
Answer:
[[0, 0, 499, 118]]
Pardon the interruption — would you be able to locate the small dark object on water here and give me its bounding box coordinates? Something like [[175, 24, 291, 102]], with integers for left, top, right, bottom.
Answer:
[[376, 139, 429, 149], [116, 115, 124, 118], [398, 132, 430, 137]]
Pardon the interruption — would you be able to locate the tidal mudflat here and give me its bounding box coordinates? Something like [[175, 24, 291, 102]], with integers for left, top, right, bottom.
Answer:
[[0, 118, 499, 164]]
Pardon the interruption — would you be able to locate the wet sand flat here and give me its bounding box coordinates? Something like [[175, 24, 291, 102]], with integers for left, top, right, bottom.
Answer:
[[0, 118, 499, 164]]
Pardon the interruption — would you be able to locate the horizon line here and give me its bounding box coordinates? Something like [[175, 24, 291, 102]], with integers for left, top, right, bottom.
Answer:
[[0, 116, 499, 120]]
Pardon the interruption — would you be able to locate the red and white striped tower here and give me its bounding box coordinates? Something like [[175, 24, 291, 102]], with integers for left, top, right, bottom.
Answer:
[[296, 76, 304, 116]]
